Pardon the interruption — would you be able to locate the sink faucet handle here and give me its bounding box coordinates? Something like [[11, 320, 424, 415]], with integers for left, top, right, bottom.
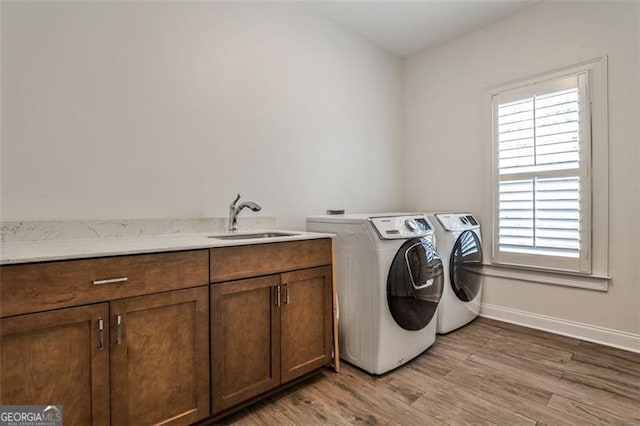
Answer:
[[231, 193, 241, 207]]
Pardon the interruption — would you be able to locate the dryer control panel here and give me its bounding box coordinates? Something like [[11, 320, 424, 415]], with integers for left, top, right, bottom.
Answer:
[[369, 215, 433, 240], [435, 213, 480, 231]]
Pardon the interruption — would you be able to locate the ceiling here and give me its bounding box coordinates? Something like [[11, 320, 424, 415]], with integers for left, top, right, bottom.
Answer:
[[304, 1, 539, 58]]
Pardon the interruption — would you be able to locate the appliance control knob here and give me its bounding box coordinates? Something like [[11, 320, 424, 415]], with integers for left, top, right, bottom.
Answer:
[[405, 219, 418, 231]]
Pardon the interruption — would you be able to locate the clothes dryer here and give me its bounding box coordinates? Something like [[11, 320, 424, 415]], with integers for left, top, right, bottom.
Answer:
[[426, 213, 483, 334], [306, 214, 443, 374]]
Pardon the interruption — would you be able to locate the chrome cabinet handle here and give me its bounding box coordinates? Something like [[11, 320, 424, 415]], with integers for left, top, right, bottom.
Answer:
[[284, 284, 290, 305], [93, 277, 128, 285], [275, 286, 281, 308], [116, 314, 122, 344], [98, 318, 104, 350]]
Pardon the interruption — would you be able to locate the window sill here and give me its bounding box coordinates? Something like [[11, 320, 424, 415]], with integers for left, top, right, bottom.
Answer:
[[480, 264, 611, 291]]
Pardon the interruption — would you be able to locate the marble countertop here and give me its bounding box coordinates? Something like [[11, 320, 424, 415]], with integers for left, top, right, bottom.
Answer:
[[0, 230, 334, 265]]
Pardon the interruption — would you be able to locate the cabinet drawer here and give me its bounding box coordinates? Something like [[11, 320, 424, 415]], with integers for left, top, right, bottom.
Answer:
[[210, 239, 332, 283], [0, 250, 209, 317]]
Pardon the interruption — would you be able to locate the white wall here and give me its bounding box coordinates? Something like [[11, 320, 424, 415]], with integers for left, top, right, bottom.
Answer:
[[1, 1, 402, 229], [403, 2, 640, 341]]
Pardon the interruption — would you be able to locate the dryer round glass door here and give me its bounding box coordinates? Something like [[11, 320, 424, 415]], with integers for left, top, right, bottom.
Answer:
[[387, 238, 444, 331], [449, 230, 483, 302]]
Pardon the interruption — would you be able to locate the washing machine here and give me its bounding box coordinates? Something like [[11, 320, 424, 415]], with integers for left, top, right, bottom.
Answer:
[[426, 213, 483, 334], [306, 214, 444, 374]]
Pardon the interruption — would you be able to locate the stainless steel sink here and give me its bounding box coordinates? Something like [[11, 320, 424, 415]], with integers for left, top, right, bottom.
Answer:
[[207, 232, 301, 240]]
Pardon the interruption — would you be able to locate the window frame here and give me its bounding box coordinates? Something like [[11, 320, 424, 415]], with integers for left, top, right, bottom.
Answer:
[[483, 57, 609, 283]]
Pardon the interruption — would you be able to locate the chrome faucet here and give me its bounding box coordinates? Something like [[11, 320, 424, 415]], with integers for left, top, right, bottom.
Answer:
[[228, 193, 262, 232]]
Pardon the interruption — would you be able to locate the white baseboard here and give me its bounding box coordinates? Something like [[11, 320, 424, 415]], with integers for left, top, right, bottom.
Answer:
[[480, 303, 640, 354]]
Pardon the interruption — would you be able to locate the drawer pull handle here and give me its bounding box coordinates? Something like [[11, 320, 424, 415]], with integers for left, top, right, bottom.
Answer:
[[116, 314, 123, 345], [93, 277, 128, 285], [275, 286, 281, 308], [284, 284, 290, 305], [98, 318, 104, 350]]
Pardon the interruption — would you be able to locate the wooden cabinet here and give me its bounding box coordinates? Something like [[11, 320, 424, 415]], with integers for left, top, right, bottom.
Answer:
[[0, 238, 334, 423], [210, 263, 333, 415], [111, 287, 210, 426], [0, 304, 111, 426], [0, 250, 210, 426], [211, 276, 281, 412], [280, 266, 333, 383]]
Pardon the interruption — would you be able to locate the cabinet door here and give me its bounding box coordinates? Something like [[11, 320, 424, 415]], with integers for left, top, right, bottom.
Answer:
[[280, 266, 333, 383], [110, 287, 209, 426], [211, 275, 281, 414], [0, 304, 110, 426]]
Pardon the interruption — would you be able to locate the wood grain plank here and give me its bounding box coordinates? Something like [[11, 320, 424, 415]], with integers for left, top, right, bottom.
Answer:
[[442, 369, 584, 426], [410, 391, 497, 426], [451, 358, 554, 406], [560, 369, 640, 402], [473, 346, 565, 379], [465, 352, 629, 405], [415, 380, 537, 426], [547, 394, 636, 426], [323, 366, 436, 421], [442, 317, 504, 340], [578, 340, 640, 364], [563, 357, 640, 391], [431, 332, 488, 359], [571, 344, 640, 376], [235, 398, 300, 425], [301, 376, 394, 425], [388, 348, 460, 381], [496, 326, 583, 353], [484, 333, 574, 363], [477, 317, 583, 350], [427, 340, 473, 362]]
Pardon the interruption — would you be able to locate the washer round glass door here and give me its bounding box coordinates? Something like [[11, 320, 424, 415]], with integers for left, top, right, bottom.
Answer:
[[387, 238, 444, 331], [450, 230, 483, 302]]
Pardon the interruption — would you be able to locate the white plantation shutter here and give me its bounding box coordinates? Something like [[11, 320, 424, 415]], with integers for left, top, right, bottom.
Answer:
[[492, 73, 592, 273]]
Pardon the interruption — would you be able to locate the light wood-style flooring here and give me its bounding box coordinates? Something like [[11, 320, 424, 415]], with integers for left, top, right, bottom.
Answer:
[[217, 317, 640, 425]]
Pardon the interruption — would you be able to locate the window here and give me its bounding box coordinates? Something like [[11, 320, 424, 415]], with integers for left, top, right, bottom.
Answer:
[[488, 58, 607, 276]]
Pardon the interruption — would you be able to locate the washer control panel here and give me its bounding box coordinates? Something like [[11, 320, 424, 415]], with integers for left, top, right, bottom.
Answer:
[[435, 213, 480, 231], [369, 215, 433, 239]]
